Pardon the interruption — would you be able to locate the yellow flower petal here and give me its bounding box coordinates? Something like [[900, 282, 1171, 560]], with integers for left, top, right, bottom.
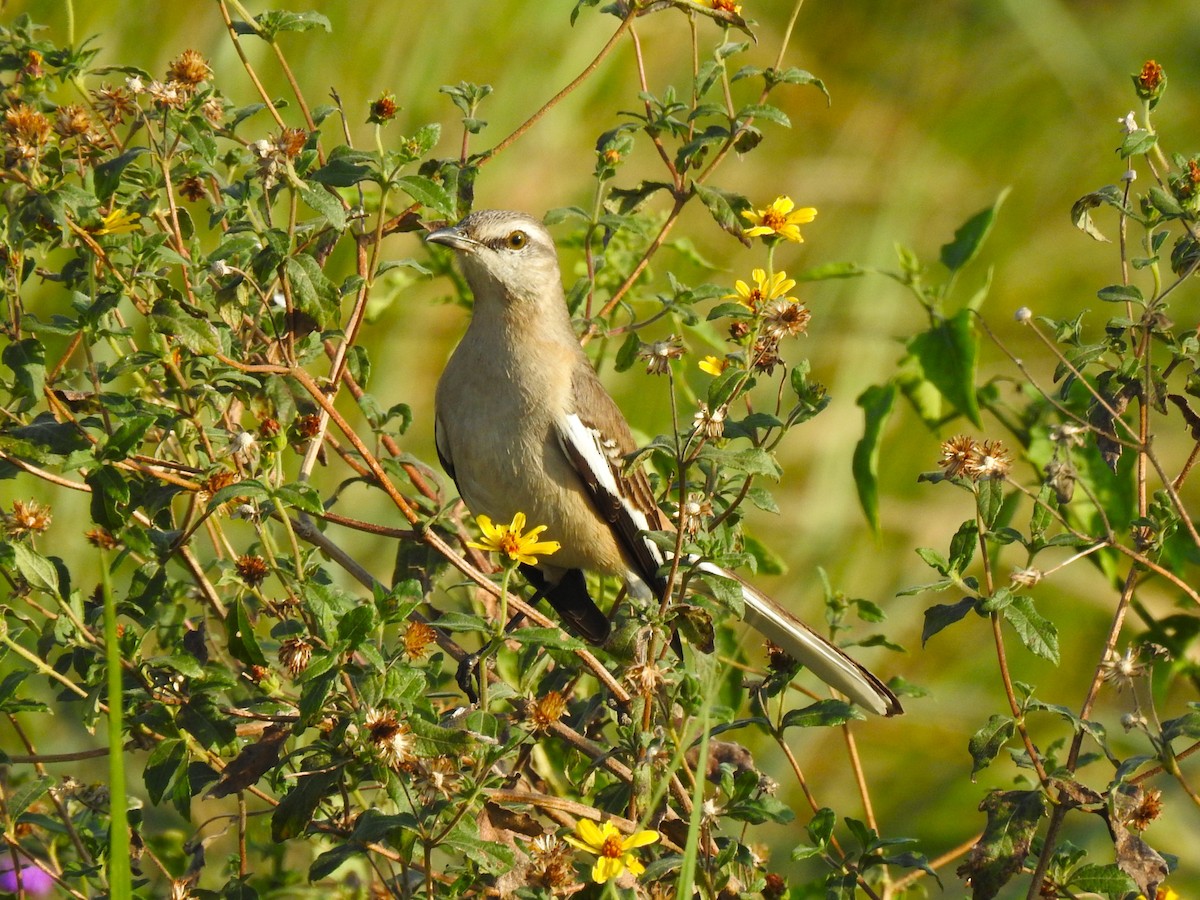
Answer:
[[592, 856, 623, 884], [622, 829, 660, 850]]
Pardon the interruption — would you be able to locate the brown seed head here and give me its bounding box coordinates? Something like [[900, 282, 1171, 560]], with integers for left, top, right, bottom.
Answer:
[[6, 499, 52, 537], [277, 127, 307, 158], [529, 690, 568, 733], [938, 435, 978, 478], [525, 834, 574, 891], [295, 413, 323, 440], [92, 85, 137, 124], [167, 49, 211, 88], [1126, 788, 1163, 831], [235, 554, 269, 587], [364, 708, 416, 771], [201, 469, 238, 497], [4, 103, 52, 148], [402, 620, 437, 659], [85, 527, 119, 550], [179, 175, 207, 202], [54, 104, 93, 138], [278, 636, 313, 677]]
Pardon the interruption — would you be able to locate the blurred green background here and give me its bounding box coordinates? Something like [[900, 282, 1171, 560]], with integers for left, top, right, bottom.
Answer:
[[5, 0, 1200, 891]]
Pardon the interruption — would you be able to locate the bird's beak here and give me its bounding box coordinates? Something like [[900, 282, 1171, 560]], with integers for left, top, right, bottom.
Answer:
[[425, 224, 479, 253]]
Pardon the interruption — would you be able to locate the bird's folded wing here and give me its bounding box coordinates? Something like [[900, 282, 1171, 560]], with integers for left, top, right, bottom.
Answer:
[[557, 365, 667, 591], [557, 365, 902, 717]]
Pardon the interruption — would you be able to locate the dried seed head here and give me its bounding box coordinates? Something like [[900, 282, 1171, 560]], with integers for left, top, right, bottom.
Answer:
[[938, 435, 978, 478], [235, 554, 269, 587], [278, 637, 313, 677], [402, 620, 437, 659], [639, 335, 685, 375], [525, 833, 574, 891], [85, 527, 118, 549], [363, 708, 416, 771], [1125, 788, 1163, 832], [167, 49, 211, 88], [529, 690, 568, 733], [6, 499, 52, 537], [277, 127, 307, 158], [693, 403, 727, 439]]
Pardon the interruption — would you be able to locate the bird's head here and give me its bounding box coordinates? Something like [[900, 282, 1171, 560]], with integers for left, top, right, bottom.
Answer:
[[425, 210, 563, 308]]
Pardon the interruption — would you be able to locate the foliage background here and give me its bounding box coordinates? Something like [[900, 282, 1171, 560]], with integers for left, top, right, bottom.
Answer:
[[3, 0, 1200, 893]]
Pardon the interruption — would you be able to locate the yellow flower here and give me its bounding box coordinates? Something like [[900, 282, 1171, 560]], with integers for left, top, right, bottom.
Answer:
[[92, 208, 141, 235], [741, 196, 816, 242], [724, 268, 797, 311], [699, 355, 728, 376], [564, 819, 659, 884], [467, 512, 560, 566]]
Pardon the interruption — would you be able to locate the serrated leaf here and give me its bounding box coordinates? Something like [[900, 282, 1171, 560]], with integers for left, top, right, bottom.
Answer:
[[144, 739, 188, 806], [853, 381, 896, 532], [958, 790, 1047, 899], [1002, 595, 1059, 663], [252, 10, 332, 40], [86, 464, 131, 530], [98, 414, 155, 462], [694, 183, 750, 243], [272, 769, 338, 841], [395, 175, 455, 218], [907, 308, 981, 426], [940, 188, 1008, 272], [300, 185, 346, 232], [11, 543, 60, 596], [2, 338, 45, 413], [969, 714, 1015, 775]]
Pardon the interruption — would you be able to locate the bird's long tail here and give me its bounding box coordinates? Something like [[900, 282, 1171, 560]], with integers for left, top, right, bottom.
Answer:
[[692, 561, 903, 717]]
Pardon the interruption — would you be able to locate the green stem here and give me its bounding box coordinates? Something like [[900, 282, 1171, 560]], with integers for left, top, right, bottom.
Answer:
[[102, 556, 132, 899]]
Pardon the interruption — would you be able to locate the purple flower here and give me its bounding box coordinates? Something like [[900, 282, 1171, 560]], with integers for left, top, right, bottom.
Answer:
[[0, 857, 55, 895]]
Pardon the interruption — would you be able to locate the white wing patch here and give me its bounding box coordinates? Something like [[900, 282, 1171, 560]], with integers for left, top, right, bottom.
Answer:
[[557, 412, 665, 578]]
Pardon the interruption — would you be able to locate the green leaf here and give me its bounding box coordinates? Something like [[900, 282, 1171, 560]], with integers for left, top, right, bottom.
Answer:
[[948, 520, 979, 573], [853, 382, 896, 531], [806, 807, 836, 846], [98, 415, 155, 462], [395, 175, 455, 218], [958, 790, 1047, 899], [86, 465, 132, 530], [969, 714, 1015, 775], [940, 188, 1009, 272], [337, 604, 377, 650], [921, 596, 975, 644], [151, 300, 219, 354], [144, 738, 188, 806], [907, 308, 981, 426], [1068, 863, 1135, 900], [309, 147, 375, 187], [1070, 186, 1123, 242], [272, 769, 338, 841], [94, 147, 149, 202], [1097, 283, 1144, 304], [11, 543, 60, 597], [693, 183, 750, 243], [7, 774, 52, 819], [796, 261, 863, 281], [250, 10, 332, 40], [227, 599, 268, 668], [2, 338, 45, 413], [300, 185, 346, 232], [780, 700, 862, 730], [285, 254, 340, 330], [1002, 595, 1060, 663], [1118, 129, 1156, 159]]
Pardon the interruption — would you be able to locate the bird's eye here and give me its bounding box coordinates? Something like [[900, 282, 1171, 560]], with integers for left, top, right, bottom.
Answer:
[[505, 230, 528, 250]]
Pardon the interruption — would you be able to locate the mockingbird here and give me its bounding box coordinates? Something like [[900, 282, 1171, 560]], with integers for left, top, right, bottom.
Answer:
[[427, 209, 902, 716]]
